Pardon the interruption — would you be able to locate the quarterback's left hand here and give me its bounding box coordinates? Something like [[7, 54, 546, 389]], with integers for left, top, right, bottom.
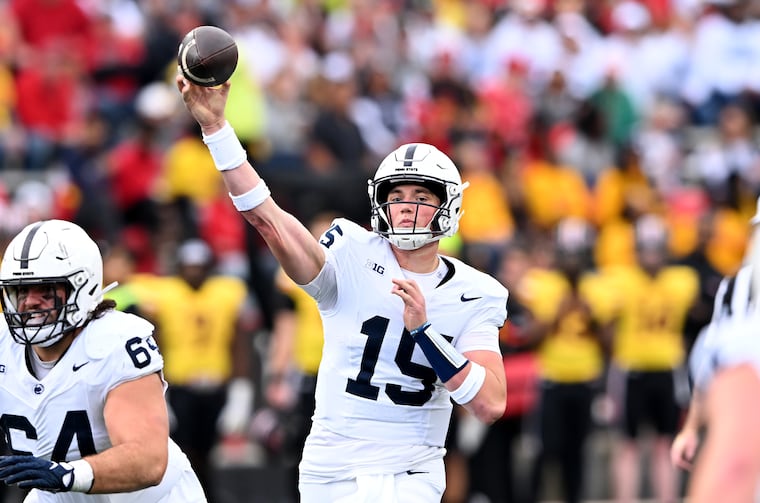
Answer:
[[0, 456, 77, 492]]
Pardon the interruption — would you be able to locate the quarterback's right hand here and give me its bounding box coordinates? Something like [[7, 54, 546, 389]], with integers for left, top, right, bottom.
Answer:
[[175, 74, 229, 133]]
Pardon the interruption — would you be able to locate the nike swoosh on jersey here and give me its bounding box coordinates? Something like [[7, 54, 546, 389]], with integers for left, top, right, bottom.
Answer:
[[72, 362, 90, 372], [460, 294, 482, 302], [406, 470, 428, 475]]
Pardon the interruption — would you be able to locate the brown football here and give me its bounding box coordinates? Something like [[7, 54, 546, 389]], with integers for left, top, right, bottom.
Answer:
[[177, 25, 238, 87]]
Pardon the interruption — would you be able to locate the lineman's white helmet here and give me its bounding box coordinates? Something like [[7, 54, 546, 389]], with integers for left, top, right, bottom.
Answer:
[[0, 219, 104, 347]]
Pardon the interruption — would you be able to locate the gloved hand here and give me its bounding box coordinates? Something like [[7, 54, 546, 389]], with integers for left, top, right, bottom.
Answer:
[[217, 377, 254, 437], [0, 456, 94, 493]]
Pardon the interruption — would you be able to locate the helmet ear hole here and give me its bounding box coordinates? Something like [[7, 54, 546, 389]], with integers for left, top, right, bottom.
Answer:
[[437, 216, 450, 233]]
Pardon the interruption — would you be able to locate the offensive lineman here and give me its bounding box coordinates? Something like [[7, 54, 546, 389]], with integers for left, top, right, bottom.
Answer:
[[177, 75, 508, 501], [0, 219, 207, 502]]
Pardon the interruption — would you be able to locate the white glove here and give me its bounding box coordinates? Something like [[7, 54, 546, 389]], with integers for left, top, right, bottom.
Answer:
[[217, 378, 254, 436], [456, 412, 488, 456]]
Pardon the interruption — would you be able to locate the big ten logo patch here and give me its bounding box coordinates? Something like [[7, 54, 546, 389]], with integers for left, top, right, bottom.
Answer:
[[365, 260, 385, 275]]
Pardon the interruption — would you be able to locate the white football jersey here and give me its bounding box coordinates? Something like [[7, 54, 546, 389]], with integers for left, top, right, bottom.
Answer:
[[690, 264, 760, 392], [299, 219, 508, 482], [0, 310, 206, 502]]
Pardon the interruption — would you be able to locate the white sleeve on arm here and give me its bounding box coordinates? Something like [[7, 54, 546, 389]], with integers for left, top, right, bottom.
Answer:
[[300, 253, 338, 311], [455, 275, 508, 355], [456, 326, 502, 354], [85, 313, 165, 398]]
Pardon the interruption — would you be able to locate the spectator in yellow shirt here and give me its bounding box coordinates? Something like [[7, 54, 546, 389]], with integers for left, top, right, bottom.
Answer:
[[456, 136, 514, 274]]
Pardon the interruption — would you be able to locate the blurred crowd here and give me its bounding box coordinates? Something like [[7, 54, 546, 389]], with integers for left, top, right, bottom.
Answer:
[[2, 0, 760, 501], [1, 0, 759, 275], [1, 0, 759, 277]]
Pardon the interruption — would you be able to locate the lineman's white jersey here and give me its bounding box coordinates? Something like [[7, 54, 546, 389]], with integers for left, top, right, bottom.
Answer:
[[690, 264, 760, 392], [299, 219, 508, 483], [0, 310, 205, 502]]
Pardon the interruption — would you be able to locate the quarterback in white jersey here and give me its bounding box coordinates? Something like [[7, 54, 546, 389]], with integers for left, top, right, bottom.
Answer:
[[178, 72, 509, 503], [299, 218, 507, 484], [0, 220, 206, 502]]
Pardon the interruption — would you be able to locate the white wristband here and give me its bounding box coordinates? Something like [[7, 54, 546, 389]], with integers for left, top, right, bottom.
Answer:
[[202, 121, 247, 171], [229, 181, 271, 212], [69, 459, 95, 492], [450, 362, 486, 405]]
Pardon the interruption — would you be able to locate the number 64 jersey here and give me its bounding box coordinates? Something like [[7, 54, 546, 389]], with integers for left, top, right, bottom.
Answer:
[[0, 310, 204, 503], [299, 219, 508, 483]]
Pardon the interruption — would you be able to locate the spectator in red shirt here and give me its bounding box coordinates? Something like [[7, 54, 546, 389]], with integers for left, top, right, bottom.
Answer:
[[476, 56, 535, 157], [86, 12, 146, 147], [14, 43, 87, 170], [10, 0, 93, 50], [106, 117, 162, 234]]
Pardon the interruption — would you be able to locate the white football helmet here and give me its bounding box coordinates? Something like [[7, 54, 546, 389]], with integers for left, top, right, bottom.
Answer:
[[0, 219, 104, 347], [368, 143, 468, 250]]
